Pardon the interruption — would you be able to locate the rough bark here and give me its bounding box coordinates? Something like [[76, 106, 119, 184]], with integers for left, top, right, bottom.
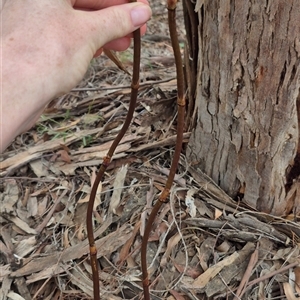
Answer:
[[185, 0, 300, 215]]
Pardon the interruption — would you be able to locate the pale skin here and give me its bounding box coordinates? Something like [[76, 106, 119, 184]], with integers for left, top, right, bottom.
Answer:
[[0, 0, 152, 153]]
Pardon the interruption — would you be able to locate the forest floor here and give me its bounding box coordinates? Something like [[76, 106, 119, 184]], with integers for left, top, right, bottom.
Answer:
[[1, 1, 300, 300]]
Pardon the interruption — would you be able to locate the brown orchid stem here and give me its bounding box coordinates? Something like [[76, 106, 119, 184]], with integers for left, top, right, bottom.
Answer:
[[86, 5, 141, 300], [141, 0, 185, 299]]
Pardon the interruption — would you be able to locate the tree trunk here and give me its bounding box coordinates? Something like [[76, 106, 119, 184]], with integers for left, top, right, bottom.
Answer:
[[184, 0, 300, 215]]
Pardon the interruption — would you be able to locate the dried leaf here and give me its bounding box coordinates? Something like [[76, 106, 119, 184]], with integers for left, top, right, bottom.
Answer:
[[140, 179, 155, 236], [169, 290, 185, 300], [161, 233, 181, 266], [35, 189, 67, 234], [7, 292, 25, 300], [197, 237, 215, 271], [104, 49, 130, 75], [185, 188, 197, 218], [214, 208, 222, 219], [258, 269, 269, 299], [174, 262, 202, 279], [80, 113, 102, 126], [273, 247, 299, 263], [9, 217, 37, 235], [195, 198, 214, 218], [54, 120, 81, 132], [118, 220, 140, 264], [29, 160, 50, 177], [63, 228, 70, 248], [294, 267, 300, 294], [27, 197, 38, 218], [216, 240, 231, 253], [56, 149, 71, 164], [109, 165, 128, 214], [26, 264, 68, 284], [1, 127, 101, 176], [90, 167, 102, 210], [283, 282, 298, 300], [192, 251, 239, 288], [69, 267, 93, 297], [106, 296, 124, 300], [37, 196, 48, 217], [2, 179, 19, 214], [234, 243, 259, 299], [11, 223, 131, 278], [15, 236, 37, 258]]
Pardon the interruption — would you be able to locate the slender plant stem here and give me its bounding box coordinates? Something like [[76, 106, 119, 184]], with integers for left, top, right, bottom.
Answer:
[[141, 0, 185, 299], [86, 4, 141, 299]]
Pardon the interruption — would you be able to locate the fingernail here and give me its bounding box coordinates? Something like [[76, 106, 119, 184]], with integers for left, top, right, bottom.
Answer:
[[131, 4, 152, 27]]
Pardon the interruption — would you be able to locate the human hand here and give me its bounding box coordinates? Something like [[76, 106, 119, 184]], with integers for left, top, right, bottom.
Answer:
[[72, 0, 151, 57], [1, 0, 152, 152]]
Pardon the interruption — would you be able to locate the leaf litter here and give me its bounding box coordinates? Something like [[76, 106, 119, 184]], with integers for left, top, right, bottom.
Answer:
[[1, 1, 300, 299]]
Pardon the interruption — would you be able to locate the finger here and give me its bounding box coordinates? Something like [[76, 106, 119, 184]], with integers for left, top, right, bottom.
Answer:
[[101, 22, 146, 50], [103, 37, 131, 52], [94, 22, 146, 56], [127, 23, 147, 36], [73, 0, 149, 10], [109, 23, 146, 39], [78, 2, 151, 54]]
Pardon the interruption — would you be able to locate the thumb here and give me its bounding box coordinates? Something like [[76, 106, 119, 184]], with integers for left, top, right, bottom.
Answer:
[[82, 2, 152, 53]]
